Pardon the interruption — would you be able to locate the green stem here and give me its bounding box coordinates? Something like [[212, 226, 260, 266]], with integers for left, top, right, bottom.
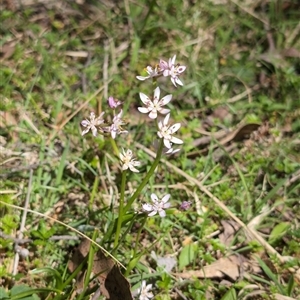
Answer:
[[123, 139, 164, 213], [109, 137, 120, 157], [134, 216, 147, 255], [124, 215, 147, 277], [113, 170, 127, 250], [77, 230, 98, 300]]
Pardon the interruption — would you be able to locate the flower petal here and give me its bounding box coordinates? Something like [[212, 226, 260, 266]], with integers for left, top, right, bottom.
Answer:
[[171, 77, 177, 87], [91, 127, 98, 137], [171, 55, 176, 65], [136, 75, 149, 81], [138, 107, 150, 113], [159, 210, 166, 218], [169, 123, 181, 133], [175, 77, 184, 86], [148, 211, 157, 216], [151, 193, 159, 203], [129, 165, 139, 173], [170, 136, 183, 144], [163, 202, 171, 209], [139, 92, 150, 104], [81, 128, 90, 136], [177, 66, 186, 73], [163, 69, 170, 77], [163, 113, 170, 126], [153, 86, 160, 100], [142, 203, 153, 211], [161, 194, 171, 203], [159, 108, 170, 115], [149, 110, 158, 119], [160, 94, 172, 105], [163, 139, 172, 149]]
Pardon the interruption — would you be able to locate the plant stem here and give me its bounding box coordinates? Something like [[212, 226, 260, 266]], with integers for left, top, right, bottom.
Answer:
[[109, 137, 120, 157], [123, 139, 164, 213], [113, 170, 127, 249]]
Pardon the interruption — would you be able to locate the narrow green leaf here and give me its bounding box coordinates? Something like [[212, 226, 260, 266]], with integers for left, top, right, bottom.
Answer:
[[256, 257, 285, 295]]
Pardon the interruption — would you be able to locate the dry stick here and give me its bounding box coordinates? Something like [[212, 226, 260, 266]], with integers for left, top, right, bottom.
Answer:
[[12, 169, 33, 275], [227, 84, 259, 104], [286, 21, 300, 48], [0, 231, 79, 244], [103, 40, 109, 102], [47, 82, 112, 144], [0, 201, 126, 270], [229, 0, 269, 26], [135, 142, 285, 263], [81, 52, 92, 95]]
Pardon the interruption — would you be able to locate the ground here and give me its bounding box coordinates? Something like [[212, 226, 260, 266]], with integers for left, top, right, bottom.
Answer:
[[0, 0, 300, 299]]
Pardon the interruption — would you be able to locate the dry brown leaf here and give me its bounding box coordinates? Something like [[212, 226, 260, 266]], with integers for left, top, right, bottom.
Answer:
[[176, 255, 245, 280], [281, 48, 300, 58], [0, 110, 19, 141], [94, 250, 132, 300], [219, 220, 241, 246], [192, 122, 260, 149], [0, 42, 16, 60], [274, 294, 298, 300], [68, 239, 132, 300]]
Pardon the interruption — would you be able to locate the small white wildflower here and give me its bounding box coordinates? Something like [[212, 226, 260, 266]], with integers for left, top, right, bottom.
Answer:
[[157, 113, 183, 149], [138, 87, 171, 119], [143, 193, 171, 218], [135, 280, 154, 300], [136, 65, 160, 81], [105, 110, 128, 139], [81, 112, 105, 137], [120, 149, 141, 173], [160, 55, 186, 87]]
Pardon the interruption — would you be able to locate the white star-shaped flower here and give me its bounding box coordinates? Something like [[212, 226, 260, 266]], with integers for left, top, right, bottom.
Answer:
[[135, 280, 154, 300], [160, 55, 186, 87], [142, 193, 171, 218], [157, 113, 183, 149], [81, 112, 105, 137], [138, 87, 172, 119], [136, 65, 160, 81], [104, 110, 128, 139], [120, 149, 141, 173]]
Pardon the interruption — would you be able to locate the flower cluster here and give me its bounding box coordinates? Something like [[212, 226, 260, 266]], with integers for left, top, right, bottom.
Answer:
[[81, 100, 127, 140], [137, 54, 186, 222], [137, 55, 186, 87], [81, 54, 189, 298]]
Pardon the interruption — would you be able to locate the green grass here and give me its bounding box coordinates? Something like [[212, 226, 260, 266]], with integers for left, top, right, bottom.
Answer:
[[0, 0, 300, 299]]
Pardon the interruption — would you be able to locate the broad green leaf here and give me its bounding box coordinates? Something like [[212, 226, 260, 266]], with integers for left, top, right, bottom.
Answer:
[[10, 285, 40, 300], [221, 288, 237, 300], [179, 244, 198, 270], [0, 287, 9, 299], [269, 222, 290, 244]]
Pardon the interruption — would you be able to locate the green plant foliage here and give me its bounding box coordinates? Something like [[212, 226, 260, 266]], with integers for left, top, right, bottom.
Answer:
[[269, 222, 290, 245], [179, 244, 198, 270], [0, 0, 299, 298]]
